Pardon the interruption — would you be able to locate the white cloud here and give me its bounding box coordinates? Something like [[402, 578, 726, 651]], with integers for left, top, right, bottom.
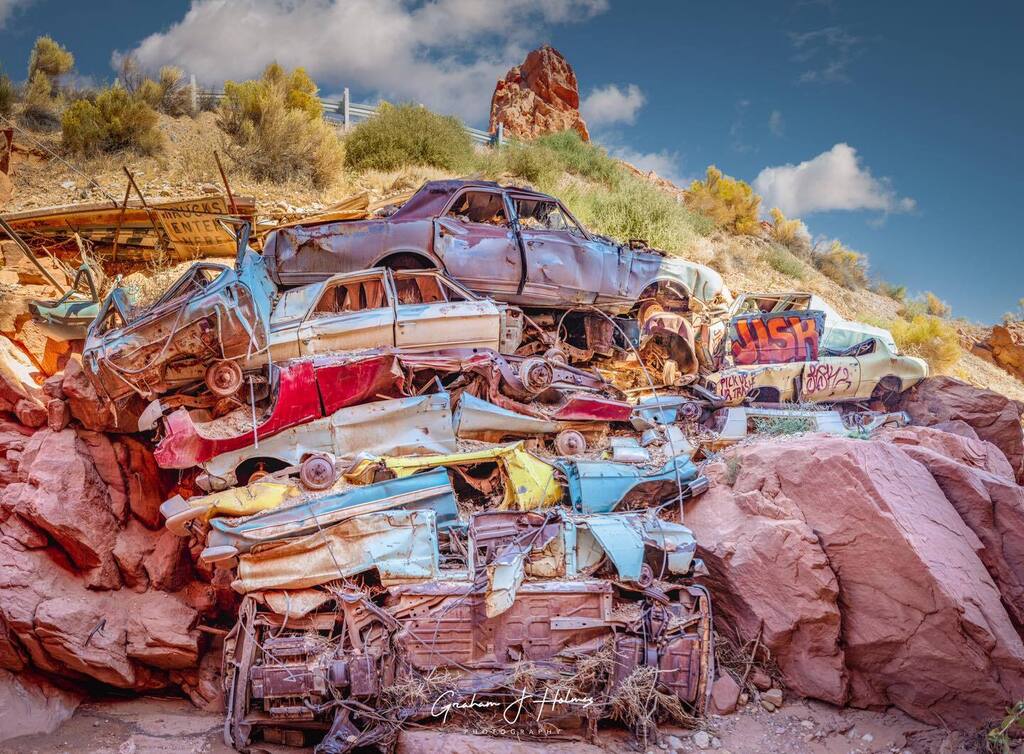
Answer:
[[580, 83, 645, 126], [790, 26, 863, 84], [753, 143, 916, 217], [606, 143, 687, 187], [768, 110, 784, 137], [0, 0, 31, 28], [122, 0, 608, 123]]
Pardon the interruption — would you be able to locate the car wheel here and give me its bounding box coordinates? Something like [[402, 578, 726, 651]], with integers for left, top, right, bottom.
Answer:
[[205, 360, 243, 397], [520, 357, 554, 393], [299, 454, 337, 491], [554, 429, 587, 456], [543, 347, 568, 365]]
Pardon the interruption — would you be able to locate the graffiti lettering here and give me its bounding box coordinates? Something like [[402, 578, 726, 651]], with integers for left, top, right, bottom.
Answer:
[[716, 371, 759, 403], [803, 363, 853, 396], [731, 312, 823, 366]]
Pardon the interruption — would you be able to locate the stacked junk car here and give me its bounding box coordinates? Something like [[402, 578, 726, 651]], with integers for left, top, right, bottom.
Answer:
[[69, 180, 926, 752]]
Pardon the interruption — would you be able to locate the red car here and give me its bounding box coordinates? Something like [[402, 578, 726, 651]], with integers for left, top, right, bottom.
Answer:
[[149, 349, 629, 469]]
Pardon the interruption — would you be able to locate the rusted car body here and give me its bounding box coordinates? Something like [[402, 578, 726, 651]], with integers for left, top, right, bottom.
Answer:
[[150, 348, 626, 469], [84, 249, 522, 405], [262, 180, 730, 313], [256, 266, 523, 365], [222, 508, 713, 751], [195, 392, 459, 491], [706, 336, 929, 405], [83, 249, 276, 403], [202, 468, 458, 565]]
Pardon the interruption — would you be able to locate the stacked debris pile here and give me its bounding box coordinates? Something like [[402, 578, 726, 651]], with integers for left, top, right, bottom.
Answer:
[[1, 176, 1023, 750]]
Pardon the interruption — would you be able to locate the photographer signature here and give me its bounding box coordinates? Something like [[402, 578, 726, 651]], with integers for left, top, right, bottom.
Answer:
[[431, 687, 595, 724]]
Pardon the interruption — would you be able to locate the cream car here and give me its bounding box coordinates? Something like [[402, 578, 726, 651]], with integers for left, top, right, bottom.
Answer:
[[706, 316, 928, 405]]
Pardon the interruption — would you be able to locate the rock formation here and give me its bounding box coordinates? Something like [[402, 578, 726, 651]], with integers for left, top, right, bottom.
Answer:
[[687, 429, 1024, 728], [900, 375, 1024, 483], [973, 322, 1024, 383], [488, 45, 590, 142]]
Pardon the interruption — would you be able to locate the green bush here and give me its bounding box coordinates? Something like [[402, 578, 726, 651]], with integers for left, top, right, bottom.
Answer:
[[558, 174, 712, 253], [61, 86, 162, 156], [136, 66, 192, 117], [763, 244, 807, 279], [219, 63, 343, 188], [533, 131, 620, 185], [813, 240, 869, 289], [344, 102, 473, 173], [0, 69, 13, 118], [874, 280, 907, 303], [684, 166, 762, 235], [28, 36, 74, 84], [887, 314, 961, 372]]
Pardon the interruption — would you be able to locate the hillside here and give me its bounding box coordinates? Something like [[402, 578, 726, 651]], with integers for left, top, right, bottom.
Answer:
[[5, 109, 1023, 403]]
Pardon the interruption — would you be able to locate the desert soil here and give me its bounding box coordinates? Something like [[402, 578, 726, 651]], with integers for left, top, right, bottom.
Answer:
[[0, 695, 981, 754]]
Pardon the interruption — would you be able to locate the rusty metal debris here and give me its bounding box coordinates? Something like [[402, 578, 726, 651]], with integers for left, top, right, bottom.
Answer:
[[4, 174, 932, 750]]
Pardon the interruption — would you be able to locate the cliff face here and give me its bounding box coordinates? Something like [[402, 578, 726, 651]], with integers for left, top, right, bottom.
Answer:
[[488, 45, 590, 141]]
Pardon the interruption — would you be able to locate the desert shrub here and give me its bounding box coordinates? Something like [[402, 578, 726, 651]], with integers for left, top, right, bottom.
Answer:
[[751, 415, 816, 436], [344, 102, 473, 173], [61, 86, 162, 156], [768, 207, 812, 256], [219, 63, 343, 188], [923, 291, 951, 317], [136, 66, 192, 117], [875, 280, 907, 303], [0, 69, 13, 118], [763, 244, 807, 279], [20, 69, 60, 129], [28, 35, 74, 85], [559, 174, 711, 253], [886, 314, 961, 372], [813, 240, 869, 289], [534, 130, 620, 185], [684, 165, 762, 235], [495, 141, 558, 185]]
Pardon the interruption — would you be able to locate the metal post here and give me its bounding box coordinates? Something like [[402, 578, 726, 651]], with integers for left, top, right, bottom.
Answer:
[[343, 88, 350, 130], [190, 74, 198, 114], [496, 122, 504, 148]]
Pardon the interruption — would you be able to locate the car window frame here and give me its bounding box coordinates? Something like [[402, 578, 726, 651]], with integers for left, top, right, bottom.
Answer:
[[302, 269, 394, 324]]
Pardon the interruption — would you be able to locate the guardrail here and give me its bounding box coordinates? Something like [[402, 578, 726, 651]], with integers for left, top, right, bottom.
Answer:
[[198, 84, 504, 147]]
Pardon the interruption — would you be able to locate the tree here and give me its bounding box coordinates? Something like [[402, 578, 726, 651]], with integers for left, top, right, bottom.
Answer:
[[27, 36, 74, 93]]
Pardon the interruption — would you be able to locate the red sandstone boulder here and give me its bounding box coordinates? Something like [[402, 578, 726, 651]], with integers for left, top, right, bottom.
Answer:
[[901, 375, 1024, 482], [973, 323, 1024, 382], [488, 45, 590, 142], [0, 669, 80, 743], [687, 433, 1024, 728]]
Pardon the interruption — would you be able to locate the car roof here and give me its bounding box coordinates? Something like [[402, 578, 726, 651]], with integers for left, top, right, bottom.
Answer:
[[392, 180, 557, 220]]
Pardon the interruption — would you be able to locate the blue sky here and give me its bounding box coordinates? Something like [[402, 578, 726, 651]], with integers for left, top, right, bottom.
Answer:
[[1, 0, 1020, 323]]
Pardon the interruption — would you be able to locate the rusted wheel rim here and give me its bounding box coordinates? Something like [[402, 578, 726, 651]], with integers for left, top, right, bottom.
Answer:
[[543, 347, 568, 365], [520, 357, 554, 393], [554, 429, 587, 456], [205, 361, 243, 397], [300, 455, 336, 491]]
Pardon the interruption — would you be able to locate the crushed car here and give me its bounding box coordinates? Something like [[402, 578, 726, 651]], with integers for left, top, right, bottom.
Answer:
[[84, 241, 523, 405], [703, 294, 928, 405], [262, 179, 731, 314], [221, 507, 713, 752]]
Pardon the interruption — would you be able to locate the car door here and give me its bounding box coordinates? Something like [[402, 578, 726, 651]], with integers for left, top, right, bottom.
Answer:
[[801, 356, 862, 401], [294, 271, 396, 356], [391, 270, 501, 352], [512, 195, 605, 306], [432, 188, 523, 301]]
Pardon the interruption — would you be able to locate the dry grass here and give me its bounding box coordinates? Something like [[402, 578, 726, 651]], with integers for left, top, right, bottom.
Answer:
[[381, 667, 461, 708], [610, 664, 700, 747]]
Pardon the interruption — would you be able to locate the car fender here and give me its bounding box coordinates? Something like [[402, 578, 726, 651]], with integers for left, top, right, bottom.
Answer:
[[370, 247, 445, 271]]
